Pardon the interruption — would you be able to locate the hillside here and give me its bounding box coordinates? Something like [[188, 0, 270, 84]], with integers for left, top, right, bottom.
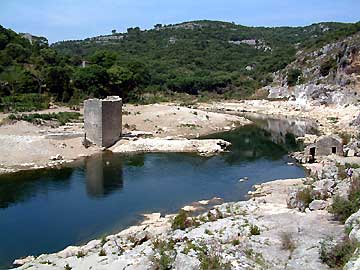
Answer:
[[1, 20, 360, 111], [264, 31, 360, 105]]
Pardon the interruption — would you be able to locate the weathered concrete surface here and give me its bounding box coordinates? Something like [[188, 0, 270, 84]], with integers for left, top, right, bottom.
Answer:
[[84, 96, 122, 147], [109, 138, 231, 155]]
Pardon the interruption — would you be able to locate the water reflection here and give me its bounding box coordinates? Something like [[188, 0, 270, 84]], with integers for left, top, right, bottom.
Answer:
[[0, 168, 73, 209], [85, 153, 124, 198], [243, 113, 319, 145], [204, 124, 300, 165]]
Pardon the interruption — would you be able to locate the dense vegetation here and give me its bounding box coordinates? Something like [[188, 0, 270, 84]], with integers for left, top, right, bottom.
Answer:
[[1, 20, 360, 111]]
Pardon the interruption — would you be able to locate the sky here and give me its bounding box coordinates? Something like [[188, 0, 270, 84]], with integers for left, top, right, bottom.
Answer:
[[1, 0, 359, 43]]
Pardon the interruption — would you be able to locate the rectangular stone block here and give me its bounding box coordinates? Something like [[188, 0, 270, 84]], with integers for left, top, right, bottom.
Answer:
[[84, 96, 122, 147]]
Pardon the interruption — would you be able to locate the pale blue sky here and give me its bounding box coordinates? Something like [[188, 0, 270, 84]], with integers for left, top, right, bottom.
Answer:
[[1, 0, 359, 43]]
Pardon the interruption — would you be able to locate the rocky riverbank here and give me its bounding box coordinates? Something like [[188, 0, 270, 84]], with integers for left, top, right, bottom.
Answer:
[[14, 178, 344, 270]]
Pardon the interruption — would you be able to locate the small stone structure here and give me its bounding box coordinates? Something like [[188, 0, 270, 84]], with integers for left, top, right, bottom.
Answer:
[[84, 96, 122, 147], [305, 134, 343, 161]]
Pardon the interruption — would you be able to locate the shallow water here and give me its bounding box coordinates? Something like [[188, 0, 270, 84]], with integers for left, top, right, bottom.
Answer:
[[0, 122, 309, 268]]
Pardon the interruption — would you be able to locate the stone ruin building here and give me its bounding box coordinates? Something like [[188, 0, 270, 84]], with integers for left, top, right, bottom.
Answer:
[[84, 96, 122, 148], [305, 134, 343, 162]]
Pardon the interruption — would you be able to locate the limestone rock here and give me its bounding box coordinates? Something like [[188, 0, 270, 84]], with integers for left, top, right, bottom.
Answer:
[[345, 210, 360, 243], [13, 256, 35, 266], [50, 154, 63, 161], [173, 253, 200, 270], [309, 200, 328, 211]]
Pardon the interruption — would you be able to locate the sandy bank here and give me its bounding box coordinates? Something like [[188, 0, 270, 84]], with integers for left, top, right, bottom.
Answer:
[[0, 104, 249, 174]]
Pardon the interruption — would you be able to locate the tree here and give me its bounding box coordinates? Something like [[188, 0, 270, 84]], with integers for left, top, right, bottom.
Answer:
[[287, 69, 302, 86], [107, 65, 134, 99], [111, 29, 117, 35], [88, 51, 117, 68], [4, 43, 30, 62], [73, 65, 109, 97], [44, 66, 72, 101]]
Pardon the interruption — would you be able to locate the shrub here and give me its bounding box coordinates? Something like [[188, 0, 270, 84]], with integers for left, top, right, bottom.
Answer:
[[232, 239, 240, 246], [64, 264, 72, 270], [99, 249, 106, 256], [205, 229, 213, 235], [280, 232, 296, 252], [171, 210, 189, 230], [320, 58, 337, 77], [295, 187, 313, 209], [100, 236, 107, 246], [320, 236, 358, 268], [198, 245, 231, 270], [287, 69, 302, 86], [250, 224, 261, 236], [76, 250, 86, 258], [330, 177, 360, 223], [152, 239, 176, 270], [338, 132, 352, 145]]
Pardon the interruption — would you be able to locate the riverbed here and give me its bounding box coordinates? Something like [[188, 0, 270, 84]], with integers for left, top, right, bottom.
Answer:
[[0, 121, 309, 268]]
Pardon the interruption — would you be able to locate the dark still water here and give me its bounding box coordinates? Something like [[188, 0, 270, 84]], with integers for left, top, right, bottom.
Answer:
[[0, 123, 307, 268]]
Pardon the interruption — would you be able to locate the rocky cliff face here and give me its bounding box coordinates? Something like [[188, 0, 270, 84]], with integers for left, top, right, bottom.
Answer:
[[264, 32, 360, 105]]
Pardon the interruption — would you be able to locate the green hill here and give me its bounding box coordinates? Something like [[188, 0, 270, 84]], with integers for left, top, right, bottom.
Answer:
[[1, 20, 360, 110]]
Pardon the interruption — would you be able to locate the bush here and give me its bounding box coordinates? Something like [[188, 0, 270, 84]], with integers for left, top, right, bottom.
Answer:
[[320, 236, 358, 268], [295, 187, 313, 209], [287, 69, 302, 86], [171, 210, 189, 230], [280, 232, 296, 252], [330, 177, 360, 223], [320, 58, 337, 77], [197, 245, 231, 270], [98, 249, 106, 256], [152, 239, 176, 270], [64, 264, 72, 270], [250, 224, 261, 235], [76, 250, 86, 258]]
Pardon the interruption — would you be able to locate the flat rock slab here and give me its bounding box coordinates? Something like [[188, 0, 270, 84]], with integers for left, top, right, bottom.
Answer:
[[109, 138, 231, 155]]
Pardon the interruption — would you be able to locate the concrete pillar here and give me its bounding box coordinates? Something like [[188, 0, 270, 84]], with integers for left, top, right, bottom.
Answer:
[[84, 96, 122, 147]]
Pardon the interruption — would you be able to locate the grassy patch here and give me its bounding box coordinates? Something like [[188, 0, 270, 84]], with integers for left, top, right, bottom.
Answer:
[[8, 112, 81, 125], [152, 239, 176, 270], [0, 94, 50, 112], [197, 245, 231, 270]]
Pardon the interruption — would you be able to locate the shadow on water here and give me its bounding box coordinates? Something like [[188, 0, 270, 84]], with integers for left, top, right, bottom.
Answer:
[[0, 168, 74, 209], [0, 118, 310, 268]]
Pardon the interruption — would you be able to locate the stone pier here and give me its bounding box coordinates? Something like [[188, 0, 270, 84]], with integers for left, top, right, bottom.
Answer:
[[84, 96, 122, 147]]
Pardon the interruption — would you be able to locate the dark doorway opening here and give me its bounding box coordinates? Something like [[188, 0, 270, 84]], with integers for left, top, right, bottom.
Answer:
[[332, 147, 337, 154], [310, 147, 316, 163]]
